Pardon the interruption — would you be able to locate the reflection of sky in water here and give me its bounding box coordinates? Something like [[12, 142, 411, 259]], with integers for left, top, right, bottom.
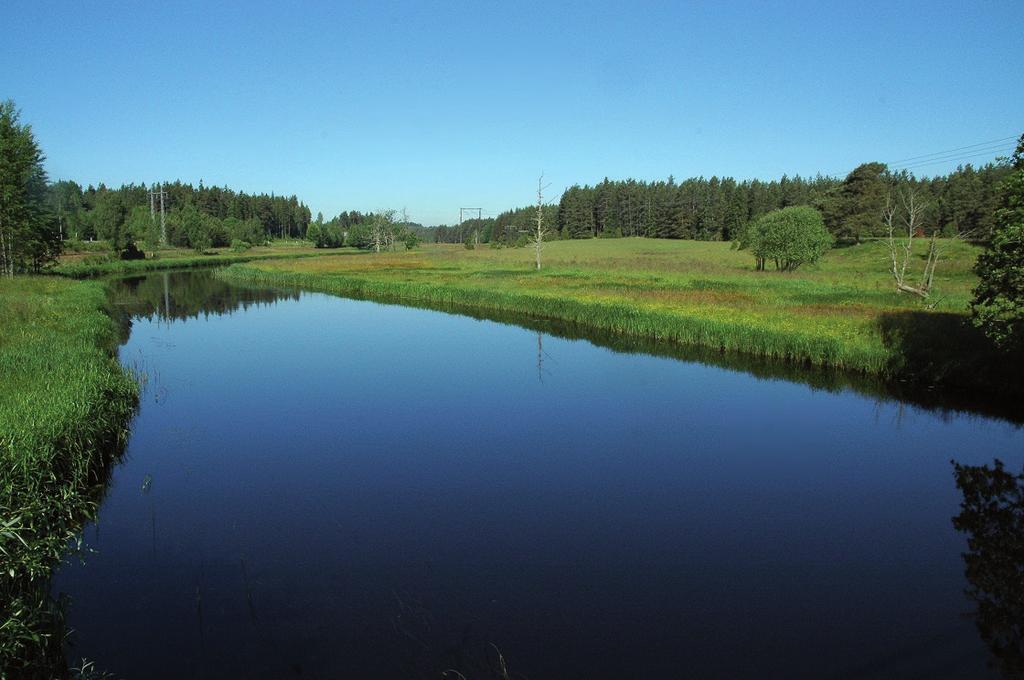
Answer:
[[53, 273, 1023, 679]]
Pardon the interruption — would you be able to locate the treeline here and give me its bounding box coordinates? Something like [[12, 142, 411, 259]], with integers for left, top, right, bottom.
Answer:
[[49, 180, 313, 251], [423, 205, 560, 246], [554, 163, 1009, 243], [307, 209, 423, 251], [418, 161, 1010, 246]]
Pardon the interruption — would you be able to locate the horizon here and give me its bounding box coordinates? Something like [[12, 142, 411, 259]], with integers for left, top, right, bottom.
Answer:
[[3, 1, 1022, 226]]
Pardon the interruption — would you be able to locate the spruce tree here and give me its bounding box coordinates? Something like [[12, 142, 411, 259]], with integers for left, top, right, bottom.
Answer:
[[0, 99, 58, 274]]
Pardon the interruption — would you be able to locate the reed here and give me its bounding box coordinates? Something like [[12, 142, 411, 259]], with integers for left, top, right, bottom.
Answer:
[[0, 276, 138, 671]]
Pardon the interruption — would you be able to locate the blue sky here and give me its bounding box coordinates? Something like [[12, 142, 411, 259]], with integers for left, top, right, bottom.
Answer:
[[3, 1, 1021, 225]]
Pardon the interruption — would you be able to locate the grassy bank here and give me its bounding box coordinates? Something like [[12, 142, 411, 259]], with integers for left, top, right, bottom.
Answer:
[[1, 277, 138, 671], [54, 242, 358, 278], [219, 238, 1018, 399]]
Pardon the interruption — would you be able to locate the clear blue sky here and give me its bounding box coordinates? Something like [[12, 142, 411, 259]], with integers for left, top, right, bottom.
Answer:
[[3, 1, 1021, 226]]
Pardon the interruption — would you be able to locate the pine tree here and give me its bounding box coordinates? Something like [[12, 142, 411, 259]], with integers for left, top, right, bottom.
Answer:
[[0, 99, 58, 274]]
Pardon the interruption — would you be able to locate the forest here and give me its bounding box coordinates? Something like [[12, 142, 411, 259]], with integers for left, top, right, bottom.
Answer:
[[426, 162, 1009, 246], [48, 179, 313, 253]]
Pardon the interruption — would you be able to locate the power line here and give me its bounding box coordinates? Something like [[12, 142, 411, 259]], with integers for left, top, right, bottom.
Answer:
[[889, 142, 1012, 168], [884, 135, 1017, 165], [890, 146, 1014, 172]]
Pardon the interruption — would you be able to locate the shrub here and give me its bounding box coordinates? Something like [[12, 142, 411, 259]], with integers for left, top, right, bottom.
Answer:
[[230, 239, 252, 252], [748, 205, 833, 271], [346, 223, 373, 250], [305, 221, 322, 245], [119, 242, 145, 260]]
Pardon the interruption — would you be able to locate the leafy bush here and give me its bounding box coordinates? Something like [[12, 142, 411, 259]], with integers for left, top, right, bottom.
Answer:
[[230, 239, 252, 252], [346, 222, 373, 250], [748, 206, 833, 271], [307, 221, 344, 248], [119, 242, 145, 260], [321, 224, 345, 248], [305, 221, 322, 245]]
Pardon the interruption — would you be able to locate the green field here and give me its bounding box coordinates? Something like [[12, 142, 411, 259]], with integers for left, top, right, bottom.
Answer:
[[0, 277, 138, 668], [220, 237, 1013, 396]]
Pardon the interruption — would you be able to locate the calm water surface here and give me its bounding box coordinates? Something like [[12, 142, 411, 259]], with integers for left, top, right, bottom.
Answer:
[[52, 271, 1024, 679]]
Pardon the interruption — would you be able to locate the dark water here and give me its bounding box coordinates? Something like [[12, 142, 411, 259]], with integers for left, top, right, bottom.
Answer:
[[52, 270, 1024, 679]]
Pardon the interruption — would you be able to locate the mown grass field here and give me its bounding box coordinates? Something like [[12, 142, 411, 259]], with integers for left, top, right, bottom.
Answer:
[[220, 237, 1007, 393], [0, 277, 138, 669]]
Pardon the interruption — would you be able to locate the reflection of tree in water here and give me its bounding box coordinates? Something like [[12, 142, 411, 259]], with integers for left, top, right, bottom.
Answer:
[[107, 270, 297, 323], [952, 459, 1024, 679]]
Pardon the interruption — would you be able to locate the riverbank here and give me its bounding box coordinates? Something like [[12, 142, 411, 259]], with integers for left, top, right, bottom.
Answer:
[[218, 238, 1019, 401], [0, 277, 138, 671], [54, 242, 359, 278]]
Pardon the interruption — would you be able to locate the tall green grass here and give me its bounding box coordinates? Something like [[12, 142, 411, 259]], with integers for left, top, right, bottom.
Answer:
[[222, 264, 886, 370], [1, 277, 138, 672]]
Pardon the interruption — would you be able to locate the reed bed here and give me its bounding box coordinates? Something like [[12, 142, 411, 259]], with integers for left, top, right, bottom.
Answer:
[[1, 277, 138, 670]]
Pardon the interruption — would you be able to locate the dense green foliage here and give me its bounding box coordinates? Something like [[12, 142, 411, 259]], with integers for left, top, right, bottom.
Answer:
[[0, 277, 137, 671], [305, 213, 345, 248], [747, 206, 833, 271], [0, 100, 60, 274], [49, 177, 312, 254], [218, 238, 1019, 404], [972, 136, 1024, 353]]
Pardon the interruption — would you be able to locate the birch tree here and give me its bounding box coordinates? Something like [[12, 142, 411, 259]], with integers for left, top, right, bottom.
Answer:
[[533, 174, 550, 270], [368, 209, 399, 253], [884, 189, 943, 299]]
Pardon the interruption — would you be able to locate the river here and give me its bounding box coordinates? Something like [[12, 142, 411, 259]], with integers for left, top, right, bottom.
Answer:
[[51, 270, 1024, 679]]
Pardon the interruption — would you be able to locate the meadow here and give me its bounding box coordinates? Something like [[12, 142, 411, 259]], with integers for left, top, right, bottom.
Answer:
[[0, 277, 138, 670], [220, 237, 1014, 398]]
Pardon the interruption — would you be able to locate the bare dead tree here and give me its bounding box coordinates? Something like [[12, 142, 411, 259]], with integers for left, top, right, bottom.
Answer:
[[371, 216, 383, 253], [884, 188, 942, 299], [371, 209, 397, 253], [533, 174, 550, 270]]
